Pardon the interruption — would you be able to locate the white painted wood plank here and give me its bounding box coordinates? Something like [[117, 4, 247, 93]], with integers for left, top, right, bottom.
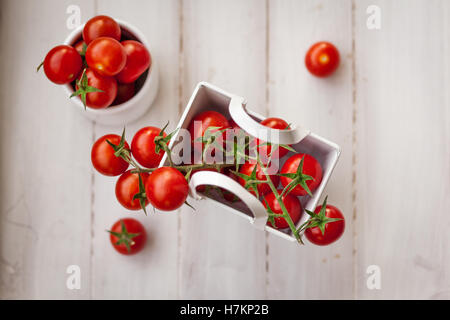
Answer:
[[266, 0, 355, 299], [179, 0, 267, 299], [354, 0, 450, 299], [0, 0, 95, 298], [91, 0, 181, 299]]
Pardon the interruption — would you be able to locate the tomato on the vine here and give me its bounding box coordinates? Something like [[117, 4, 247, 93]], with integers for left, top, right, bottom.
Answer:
[[305, 204, 345, 246], [256, 117, 291, 161], [188, 110, 230, 153], [91, 134, 129, 176], [280, 153, 322, 196], [116, 40, 151, 84], [73, 40, 86, 55], [112, 82, 135, 105], [86, 37, 126, 77], [145, 167, 189, 211], [75, 68, 117, 109], [42, 45, 82, 84], [238, 162, 279, 196], [305, 41, 340, 77], [115, 170, 149, 210], [263, 189, 302, 229], [108, 218, 146, 255], [131, 126, 165, 168], [82, 15, 121, 44]]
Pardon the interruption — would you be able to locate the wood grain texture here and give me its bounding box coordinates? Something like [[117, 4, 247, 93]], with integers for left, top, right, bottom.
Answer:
[[0, 0, 95, 299], [90, 0, 181, 299], [354, 0, 450, 299], [266, 0, 354, 299], [178, 0, 267, 299], [1, 0, 449, 300]]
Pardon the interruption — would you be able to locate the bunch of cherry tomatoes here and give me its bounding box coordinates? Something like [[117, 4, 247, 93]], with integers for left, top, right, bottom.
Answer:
[[39, 15, 151, 109], [91, 109, 345, 254]]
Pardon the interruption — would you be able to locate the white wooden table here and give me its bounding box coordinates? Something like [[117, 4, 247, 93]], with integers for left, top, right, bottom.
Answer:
[[1, 0, 449, 299]]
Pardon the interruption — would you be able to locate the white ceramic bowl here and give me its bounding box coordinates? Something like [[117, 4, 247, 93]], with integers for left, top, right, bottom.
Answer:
[[63, 19, 159, 126]]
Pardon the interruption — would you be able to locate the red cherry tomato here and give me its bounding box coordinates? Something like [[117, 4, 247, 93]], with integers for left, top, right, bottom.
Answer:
[[263, 189, 302, 229], [42, 45, 82, 84], [73, 40, 86, 55], [115, 170, 149, 210], [131, 126, 165, 168], [305, 41, 340, 77], [280, 153, 323, 196], [109, 218, 146, 255], [112, 82, 135, 105], [145, 167, 189, 211], [82, 15, 121, 44], [305, 205, 345, 245], [76, 68, 117, 109], [188, 110, 230, 154], [116, 40, 151, 84], [91, 134, 129, 176], [238, 162, 279, 196], [256, 117, 291, 161], [85, 37, 126, 76]]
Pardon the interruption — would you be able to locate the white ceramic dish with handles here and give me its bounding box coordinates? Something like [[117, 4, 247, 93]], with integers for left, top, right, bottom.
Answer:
[[63, 19, 159, 126], [160, 82, 341, 242]]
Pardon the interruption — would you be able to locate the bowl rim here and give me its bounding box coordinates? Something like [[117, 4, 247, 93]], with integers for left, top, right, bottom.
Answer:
[[62, 19, 154, 115]]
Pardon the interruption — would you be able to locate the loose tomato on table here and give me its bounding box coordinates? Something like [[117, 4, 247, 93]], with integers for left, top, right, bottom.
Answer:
[[304, 199, 345, 246], [74, 68, 117, 109], [112, 82, 135, 105], [305, 41, 340, 77], [115, 170, 149, 210], [85, 37, 127, 77], [82, 15, 121, 44], [237, 162, 279, 197], [280, 153, 322, 196], [256, 117, 291, 161], [263, 189, 302, 229], [91, 134, 129, 176], [188, 110, 230, 154], [145, 167, 189, 211], [131, 126, 166, 168], [41, 45, 82, 84], [108, 218, 146, 255], [116, 40, 151, 84]]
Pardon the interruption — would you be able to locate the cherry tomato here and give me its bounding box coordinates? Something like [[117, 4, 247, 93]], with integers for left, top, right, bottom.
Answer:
[[238, 162, 279, 196], [305, 41, 340, 77], [256, 117, 291, 161], [280, 153, 323, 196], [42, 45, 82, 84], [305, 205, 345, 245], [116, 40, 151, 84], [76, 68, 117, 109], [73, 40, 86, 55], [263, 189, 302, 229], [115, 170, 149, 210], [82, 15, 121, 44], [109, 218, 146, 255], [145, 167, 189, 211], [85, 37, 126, 76], [188, 110, 230, 154], [91, 134, 129, 176], [131, 126, 165, 168], [112, 82, 135, 105], [221, 166, 240, 202]]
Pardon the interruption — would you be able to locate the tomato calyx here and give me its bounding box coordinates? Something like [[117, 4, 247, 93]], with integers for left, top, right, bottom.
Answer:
[[298, 196, 342, 235], [70, 68, 104, 109], [278, 156, 314, 197], [232, 164, 266, 198], [132, 173, 148, 215], [107, 219, 141, 253], [153, 122, 179, 166], [36, 61, 44, 73], [262, 197, 277, 228]]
